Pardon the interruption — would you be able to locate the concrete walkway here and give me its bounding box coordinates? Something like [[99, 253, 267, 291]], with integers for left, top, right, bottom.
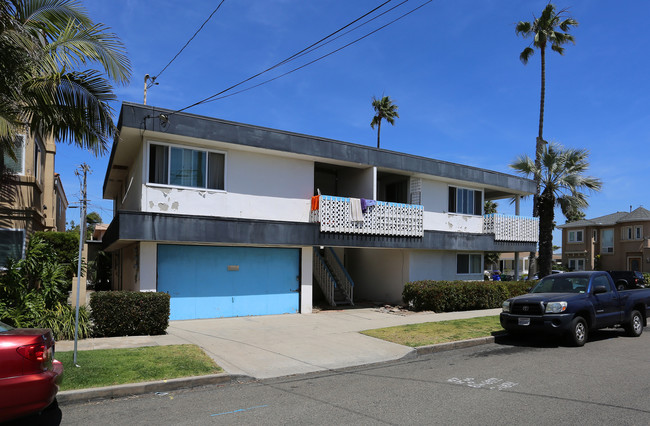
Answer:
[[57, 307, 501, 380]]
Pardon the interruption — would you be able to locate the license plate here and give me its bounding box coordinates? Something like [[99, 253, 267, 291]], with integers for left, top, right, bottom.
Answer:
[[518, 318, 530, 326]]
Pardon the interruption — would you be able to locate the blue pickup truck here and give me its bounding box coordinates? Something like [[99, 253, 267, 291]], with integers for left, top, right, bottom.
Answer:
[[500, 271, 650, 346]]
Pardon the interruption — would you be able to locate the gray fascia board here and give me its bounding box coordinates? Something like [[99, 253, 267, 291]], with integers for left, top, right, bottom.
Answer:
[[110, 102, 535, 195], [103, 211, 536, 253]]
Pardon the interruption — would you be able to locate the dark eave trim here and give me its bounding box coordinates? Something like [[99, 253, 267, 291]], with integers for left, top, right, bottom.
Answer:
[[103, 211, 537, 253]]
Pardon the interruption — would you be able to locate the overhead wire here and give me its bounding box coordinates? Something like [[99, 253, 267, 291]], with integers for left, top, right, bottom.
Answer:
[[152, 0, 432, 120], [203, 0, 433, 104], [172, 0, 398, 114], [151, 0, 227, 84]]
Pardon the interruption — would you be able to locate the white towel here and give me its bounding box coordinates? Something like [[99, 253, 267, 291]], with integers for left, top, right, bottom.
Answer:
[[350, 198, 363, 222]]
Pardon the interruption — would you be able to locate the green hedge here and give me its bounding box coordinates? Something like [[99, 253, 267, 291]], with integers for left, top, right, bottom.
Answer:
[[402, 280, 535, 312], [90, 291, 170, 337]]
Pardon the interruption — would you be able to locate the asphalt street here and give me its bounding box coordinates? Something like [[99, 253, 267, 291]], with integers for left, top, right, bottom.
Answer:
[[54, 328, 650, 425]]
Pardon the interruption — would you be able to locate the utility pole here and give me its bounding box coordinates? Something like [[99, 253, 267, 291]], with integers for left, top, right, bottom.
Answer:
[[73, 163, 90, 365], [144, 74, 158, 105]]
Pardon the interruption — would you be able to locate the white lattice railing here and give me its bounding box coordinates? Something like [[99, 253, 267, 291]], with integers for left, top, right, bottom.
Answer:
[[310, 195, 424, 237], [483, 213, 539, 242]]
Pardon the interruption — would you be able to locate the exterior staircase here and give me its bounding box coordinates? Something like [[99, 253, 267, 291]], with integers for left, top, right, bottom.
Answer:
[[313, 247, 354, 307]]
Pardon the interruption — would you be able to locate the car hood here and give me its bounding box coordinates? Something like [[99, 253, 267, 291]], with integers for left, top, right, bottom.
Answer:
[[511, 293, 584, 303]]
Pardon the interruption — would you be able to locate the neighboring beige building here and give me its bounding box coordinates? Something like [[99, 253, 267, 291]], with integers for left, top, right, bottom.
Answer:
[[558, 207, 650, 272], [0, 132, 68, 265]]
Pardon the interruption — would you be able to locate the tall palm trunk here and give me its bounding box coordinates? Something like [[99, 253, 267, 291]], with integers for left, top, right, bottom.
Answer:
[[530, 46, 546, 278], [376, 120, 381, 149], [537, 189, 555, 279]]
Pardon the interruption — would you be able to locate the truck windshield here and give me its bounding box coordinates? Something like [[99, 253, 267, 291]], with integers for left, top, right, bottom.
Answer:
[[531, 276, 589, 294]]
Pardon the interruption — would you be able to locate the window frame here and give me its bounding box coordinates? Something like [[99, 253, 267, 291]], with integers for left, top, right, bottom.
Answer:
[[456, 253, 482, 275], [601, 228, 614, 253], [147, 141, 226, 191], [568, 258, 585, 271], [0, 229, 25, 268], [2, 134, 26, 175], [635, 225, 643, 240], [568, 229, 584, 243], [448, 186, 483, 216]]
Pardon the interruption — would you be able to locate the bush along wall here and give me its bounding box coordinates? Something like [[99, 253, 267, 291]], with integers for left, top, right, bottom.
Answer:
[[402, 280, 535, 312], [90, 291, 170, 337]]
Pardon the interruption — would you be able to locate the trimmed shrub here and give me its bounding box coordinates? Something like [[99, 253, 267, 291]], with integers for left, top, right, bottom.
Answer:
[[90, 291, 170, 337], [402, 280, 536, 312]]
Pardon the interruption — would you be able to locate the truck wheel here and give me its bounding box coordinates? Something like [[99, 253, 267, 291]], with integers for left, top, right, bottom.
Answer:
[[625, 310, 644, 337], [567, 316, 588, 347]]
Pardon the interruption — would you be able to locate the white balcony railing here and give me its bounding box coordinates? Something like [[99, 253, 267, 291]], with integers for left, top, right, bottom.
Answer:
[[483, 213, 539, 243], [310, 195, 424, 237]]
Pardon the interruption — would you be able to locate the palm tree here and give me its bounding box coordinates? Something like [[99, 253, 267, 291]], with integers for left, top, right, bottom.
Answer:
[[516, 3, 578, 214], [0, 0, 131, 169], [510, 143, 601, 278], [370, 95, 399, 149]]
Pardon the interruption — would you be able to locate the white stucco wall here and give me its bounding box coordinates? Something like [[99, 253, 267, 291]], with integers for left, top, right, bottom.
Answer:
[[139, 242, 157, 292], [120, 147, 143, 211], [424, 212, 484, 233], [300, 247, 313, 314], [144, 188, 311, 221], [408, 250, 482, 281], [227, 150, 313, 198]]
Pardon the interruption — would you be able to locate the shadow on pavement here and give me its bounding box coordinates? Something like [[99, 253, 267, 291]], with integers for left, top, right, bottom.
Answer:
[[3, 399, 62, 426], [493, 327, 640, 348]]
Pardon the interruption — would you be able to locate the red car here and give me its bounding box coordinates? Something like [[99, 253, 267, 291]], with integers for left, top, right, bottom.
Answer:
[[0, 321, 64, 423]]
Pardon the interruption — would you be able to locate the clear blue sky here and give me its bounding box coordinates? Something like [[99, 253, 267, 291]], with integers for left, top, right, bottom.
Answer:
[[56, 0, 650, 249]]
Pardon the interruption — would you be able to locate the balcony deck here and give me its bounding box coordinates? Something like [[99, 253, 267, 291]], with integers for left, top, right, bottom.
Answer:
[[310, 196, 539, 243], [310, 195, 424, 237]]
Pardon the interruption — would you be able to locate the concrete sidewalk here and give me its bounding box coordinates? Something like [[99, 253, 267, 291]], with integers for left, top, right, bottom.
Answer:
[[56, 307, 501, 402]]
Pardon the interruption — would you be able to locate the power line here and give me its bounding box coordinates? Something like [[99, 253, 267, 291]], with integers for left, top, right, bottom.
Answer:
[[151, 0, 227, 84], [172, 0, 412, 115], [204, 0, 433, 104]]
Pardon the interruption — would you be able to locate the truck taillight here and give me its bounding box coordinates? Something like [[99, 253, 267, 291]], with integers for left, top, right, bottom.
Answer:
[[16, 343, 48, 362]]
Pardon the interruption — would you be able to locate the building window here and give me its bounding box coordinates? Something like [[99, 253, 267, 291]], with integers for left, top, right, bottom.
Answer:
[[569, 258, 585, 271], [601, 229, 614, 253], [0, 229, 25, 266], [568, 230, 583, 243], [448, 187, 482, 215], [148, 143, 225, 190], [2, 135, 25, 175], [622, 226, 633, 241], [592, 230, 597, 242], [33, 137, 42, 182], [457, 253, 482, 274], [635, 226, 643, 240]]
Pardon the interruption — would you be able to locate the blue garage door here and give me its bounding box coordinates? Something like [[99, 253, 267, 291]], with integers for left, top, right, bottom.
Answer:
[[157, 245, 300, 320]]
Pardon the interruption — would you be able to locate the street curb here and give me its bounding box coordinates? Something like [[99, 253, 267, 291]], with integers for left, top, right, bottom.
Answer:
[[57, 334, 505, 405], [57, 373, 252, 405], [414, 334, 503, 356]]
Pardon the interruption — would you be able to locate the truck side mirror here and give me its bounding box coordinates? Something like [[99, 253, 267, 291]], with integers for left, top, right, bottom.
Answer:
[[593, 285, 608, 294]]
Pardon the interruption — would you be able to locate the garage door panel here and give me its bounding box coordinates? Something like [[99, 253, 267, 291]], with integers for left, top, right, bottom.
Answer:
[[158, 245, 299, 320]]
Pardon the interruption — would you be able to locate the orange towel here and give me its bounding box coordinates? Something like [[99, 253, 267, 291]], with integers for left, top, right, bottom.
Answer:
[[311, 195, 320, 211]]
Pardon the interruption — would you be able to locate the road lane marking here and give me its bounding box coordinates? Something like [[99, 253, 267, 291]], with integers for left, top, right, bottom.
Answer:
[[448, 377, 518, 390], [210, 405, 269, 417]]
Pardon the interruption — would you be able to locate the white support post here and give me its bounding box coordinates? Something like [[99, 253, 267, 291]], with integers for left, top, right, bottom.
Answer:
[[300, 247, 313, 314]]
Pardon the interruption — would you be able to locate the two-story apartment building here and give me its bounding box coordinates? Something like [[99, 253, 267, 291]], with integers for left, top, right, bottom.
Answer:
[[558, 207, 650, 272], [1, 132, 68, 266], [102, 103, 538, 320]]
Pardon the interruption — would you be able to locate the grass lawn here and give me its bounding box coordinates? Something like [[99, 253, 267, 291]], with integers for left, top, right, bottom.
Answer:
[[56, 344, 222, 391], [360, 315, 504, 347]]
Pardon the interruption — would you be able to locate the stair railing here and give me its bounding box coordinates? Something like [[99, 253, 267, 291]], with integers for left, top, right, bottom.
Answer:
[[313, 249, 337, 306], [324, 248, 354, 305]]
